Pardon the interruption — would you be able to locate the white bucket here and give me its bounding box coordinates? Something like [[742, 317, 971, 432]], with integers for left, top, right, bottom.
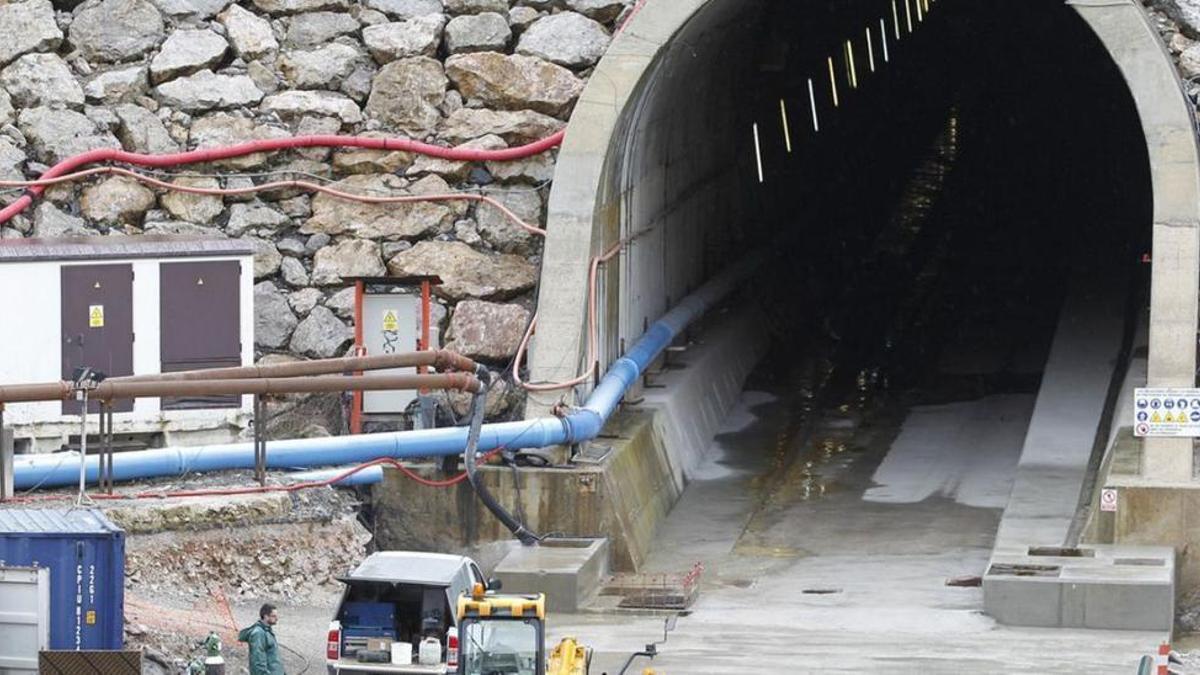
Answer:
[[391, 642, 413, 665]]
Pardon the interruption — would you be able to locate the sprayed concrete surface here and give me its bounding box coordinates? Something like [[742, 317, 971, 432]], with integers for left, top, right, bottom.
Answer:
[[547, 385, 1162, 673]]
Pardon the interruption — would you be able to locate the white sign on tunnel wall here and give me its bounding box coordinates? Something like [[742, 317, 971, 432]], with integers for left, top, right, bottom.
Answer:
[[1133, 388, 1200, 437]]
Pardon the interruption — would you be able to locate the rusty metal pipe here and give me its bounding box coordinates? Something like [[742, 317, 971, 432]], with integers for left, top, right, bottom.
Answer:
[[0, 373, 481, 403], [108, 350, 477, 383]]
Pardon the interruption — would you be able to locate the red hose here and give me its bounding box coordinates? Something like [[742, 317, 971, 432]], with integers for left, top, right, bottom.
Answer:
[[0, 130, 565, 224]]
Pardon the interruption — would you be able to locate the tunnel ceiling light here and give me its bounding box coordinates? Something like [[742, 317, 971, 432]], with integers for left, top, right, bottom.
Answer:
[[892, 1, 901, 40], [846, 40, 858, 89], [828, 56, 839, 107], [916, 0, 923, 23], [752, 123, 764, 183], [780, 99, 792, 153], [881, 18, 890, 62], [866, 27, 876, 72], [808, 78, 819, 132], [905, 0, 913, 33]]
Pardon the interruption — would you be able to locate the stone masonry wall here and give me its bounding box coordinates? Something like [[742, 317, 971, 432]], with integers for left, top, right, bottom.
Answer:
[[0, 0, 631, 434], [1147, 1, 1200, 94]]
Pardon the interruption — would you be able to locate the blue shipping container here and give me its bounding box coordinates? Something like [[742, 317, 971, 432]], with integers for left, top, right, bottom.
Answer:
[[0, 508, 125, 650]]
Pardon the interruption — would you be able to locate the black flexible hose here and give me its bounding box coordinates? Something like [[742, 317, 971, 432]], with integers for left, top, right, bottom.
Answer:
[[463, 366, 541, 546]]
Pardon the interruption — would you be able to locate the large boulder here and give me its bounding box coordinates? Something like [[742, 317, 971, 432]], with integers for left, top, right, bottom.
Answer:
[[445, 12, 511, 53], [262, 90, 363, 125], [80, 176, 156, 224], [18, 108, 119, 164], [364, 0, 441, 20], [70, 0, 166, 64], [302, 173, 453, 240], [365, 57, 447, 135], [0, 139, 25, 184], [33, 203, 92, 238], [408, 134, 504, 182], [285, 11, 361, 47], [150, 0, 231, 20], [149, 29, 229, 84], [250, 0, 349, 14], [278, 43, 363, 89], [1156, 1, 1200, 38], [476, 187, 542, 254], [445, 53, 583, 118], [487, 153, 553, 184], [245, 235, 283, 278], [144, 219, 221, 236], [440, 107, 563, 145], [160, 177, 225, 224], [362, 16, 445, 62], [289, 305, 353, 358], [85, 66, 150, 104], [219, 4, 279, 60], [288, 287, 322, 315], [565, 0, 628, 23], [310, 238, 386, 285], [445, 299, 529, 361], [0, 54, 85, 109], [0, 0, 63, 67], [508, 6, 540, 32], [227, 201, 290, 236], [280, 257, 309, 286], [331, 133, 414, 174], [190, 113, 291, 169], [114, 104, 180, 154], [155, 71, 265, 111], [444, 0, 506, 14], [386, 240, 536, 301], [254, 281, 299, 349], [516, 11, 609, 69], [447, 376, 510, 418]]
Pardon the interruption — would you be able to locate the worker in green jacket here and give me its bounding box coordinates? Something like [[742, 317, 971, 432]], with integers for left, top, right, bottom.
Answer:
[[238, 603, 286, 675]]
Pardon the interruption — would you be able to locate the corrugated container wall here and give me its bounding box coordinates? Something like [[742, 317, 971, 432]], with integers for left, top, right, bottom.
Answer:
[[0, 509, 125, 650]]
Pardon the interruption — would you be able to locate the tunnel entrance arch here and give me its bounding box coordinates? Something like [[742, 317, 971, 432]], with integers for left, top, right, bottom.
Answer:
[[531, 0, 1200, 480]]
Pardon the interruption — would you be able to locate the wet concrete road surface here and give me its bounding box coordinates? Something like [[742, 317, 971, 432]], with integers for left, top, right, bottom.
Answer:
[[549, 380, 1160, 673]]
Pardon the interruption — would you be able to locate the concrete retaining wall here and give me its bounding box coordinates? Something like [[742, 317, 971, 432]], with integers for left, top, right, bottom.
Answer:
[[371, 306, 767, 571]]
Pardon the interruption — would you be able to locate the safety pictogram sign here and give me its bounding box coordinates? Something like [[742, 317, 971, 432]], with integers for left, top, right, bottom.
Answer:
[[381, 309, 399, 332], [1134, 388, 1200, 437], [1100, 488, 1118, 513], [88, 304, 104, 328]]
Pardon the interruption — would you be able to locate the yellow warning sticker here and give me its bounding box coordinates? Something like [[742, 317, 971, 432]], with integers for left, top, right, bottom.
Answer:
[[1164, 412, 1174, 423], [1152, 411, 1162, 423], [382, 309, 399, 332], [86, 610, 96, 625], [89, 305, 104, 328]]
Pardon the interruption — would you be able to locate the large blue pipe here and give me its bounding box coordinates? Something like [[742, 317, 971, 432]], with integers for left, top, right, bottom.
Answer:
[[14, 252, 763, 491]]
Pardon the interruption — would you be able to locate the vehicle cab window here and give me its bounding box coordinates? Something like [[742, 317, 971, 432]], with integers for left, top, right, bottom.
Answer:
[[461, 618, 540, 675]]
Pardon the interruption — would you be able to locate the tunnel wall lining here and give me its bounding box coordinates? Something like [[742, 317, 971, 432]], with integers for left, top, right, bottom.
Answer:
[[1071, 0, 1200, 483], [526, 0, 709, 414], [534, 0, 1200, 482]]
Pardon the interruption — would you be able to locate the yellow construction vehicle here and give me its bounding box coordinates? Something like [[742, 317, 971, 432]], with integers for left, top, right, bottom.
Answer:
[[452, 584, 663, 675], [452, 585, 602, 675]]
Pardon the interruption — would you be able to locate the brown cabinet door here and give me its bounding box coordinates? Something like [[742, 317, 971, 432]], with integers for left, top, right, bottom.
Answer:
[[159, 261, 241, 410], [61, 264, 134, 414]]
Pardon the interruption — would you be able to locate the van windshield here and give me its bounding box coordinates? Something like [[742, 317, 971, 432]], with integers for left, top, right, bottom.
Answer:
[[460, 618, 540, 675]]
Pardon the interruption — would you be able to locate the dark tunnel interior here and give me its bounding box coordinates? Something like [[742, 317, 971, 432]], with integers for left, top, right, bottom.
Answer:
[[610, 0, 1153, 407]]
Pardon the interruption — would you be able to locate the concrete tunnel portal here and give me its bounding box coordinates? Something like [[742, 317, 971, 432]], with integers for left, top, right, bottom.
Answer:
[[529, 0, 1200, 481]]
